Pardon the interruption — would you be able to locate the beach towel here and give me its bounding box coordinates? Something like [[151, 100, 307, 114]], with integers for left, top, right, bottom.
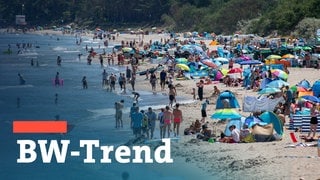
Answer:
[[243, 95, 284, 112]]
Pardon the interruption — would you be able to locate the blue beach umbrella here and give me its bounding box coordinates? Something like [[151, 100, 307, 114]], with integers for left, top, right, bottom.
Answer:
[[266, 79, 289, 88], [258, 87, 281, 95], [211, 109, 242, 120], [238, 60, 262, 65], [301, 95, 320, 103]]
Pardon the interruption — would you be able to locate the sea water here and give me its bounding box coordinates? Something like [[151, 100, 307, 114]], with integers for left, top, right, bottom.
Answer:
[[0, 33, 212, 180]]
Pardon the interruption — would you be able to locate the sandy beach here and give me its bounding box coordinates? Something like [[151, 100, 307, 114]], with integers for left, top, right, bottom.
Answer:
[[27, 29, 320, 179]]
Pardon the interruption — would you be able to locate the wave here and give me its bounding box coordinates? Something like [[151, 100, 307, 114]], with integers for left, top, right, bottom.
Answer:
[[0, 84, 34, 90], [17, 52, 39, 56], [63, 50, 81, 53], [52, 46, 67, 51]]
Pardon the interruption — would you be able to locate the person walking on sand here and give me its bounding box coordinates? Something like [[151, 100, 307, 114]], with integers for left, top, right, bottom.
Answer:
[[162, 106, 173, 138], [160, 69, 167, 91], [150, 72, 157, 92], [173, 103, 183, 137], [197, 79, 204, 101], [168, 84, 176, 107], [146, 107, 157, 139], [201, 98, 209, 123]]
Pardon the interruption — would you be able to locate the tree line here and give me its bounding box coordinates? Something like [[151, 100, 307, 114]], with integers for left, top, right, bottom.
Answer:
[[0, 0, 319, 37]]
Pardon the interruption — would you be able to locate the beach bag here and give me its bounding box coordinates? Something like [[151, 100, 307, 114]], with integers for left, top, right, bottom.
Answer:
[[242, 133, 255, 143], [252, 123, 273, 136]]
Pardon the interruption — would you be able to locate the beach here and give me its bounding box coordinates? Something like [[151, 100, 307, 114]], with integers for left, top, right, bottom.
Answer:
[[3, 29, 320, 180], [105, 31, 320, 179], [88, 31, 320, 179]]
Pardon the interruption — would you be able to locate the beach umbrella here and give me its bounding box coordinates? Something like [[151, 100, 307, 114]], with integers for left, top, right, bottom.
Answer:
[[271, 69, 288, 80], [228, 67, 242, 74], [212, 60, 222, 67], [122, 47, 133, 52], [293, 46, 303, 51], [238, 60, 262, 65], [213, 57, 229, 64], [301, 95, 320, 103], [176, 64, 190, 71], [282, 54, 294, 59], [220, 68, 228, 76], [201, 60, 218, 69], [302, 46, 312, 51], [211, 108, 242, 120], [258, 87, 281, 95], [266, 55, 282, 60], [240, 55, 252, 61], [175, 58, 188, 64], [266, 79, 289, 88]]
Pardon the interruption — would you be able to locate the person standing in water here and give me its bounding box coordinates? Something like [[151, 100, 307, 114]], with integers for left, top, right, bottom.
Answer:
[[82, 76, 88, 89], [18, 73, 26, 85], [57, 56, 62, 66]]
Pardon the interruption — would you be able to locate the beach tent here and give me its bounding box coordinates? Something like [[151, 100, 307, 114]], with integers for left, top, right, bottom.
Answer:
[[216, 90, 240, 109], [297, 79, 311, 90], [209, 69, 223, 81], [312, 80, 320, 97], [259, 111, 283, 136], [244, 116, 268, 128], [224, 118, 243, 136]]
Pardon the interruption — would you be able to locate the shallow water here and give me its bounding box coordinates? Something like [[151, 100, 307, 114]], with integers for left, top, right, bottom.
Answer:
[[0, 33, 214, 180]]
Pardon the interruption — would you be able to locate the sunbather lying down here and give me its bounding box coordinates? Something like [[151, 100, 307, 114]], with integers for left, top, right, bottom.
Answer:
[[299, 134, 320, 142]]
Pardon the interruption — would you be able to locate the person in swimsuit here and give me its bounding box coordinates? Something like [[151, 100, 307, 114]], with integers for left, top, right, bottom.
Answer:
[[197, 80, 204, 101], [308, 103, 319, 138], [168, 84, 176, 107], [162, 106, 173, 138], [173, 103, 183, 137]]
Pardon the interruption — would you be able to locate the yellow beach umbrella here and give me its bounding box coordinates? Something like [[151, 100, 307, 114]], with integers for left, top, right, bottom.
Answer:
[[282, 54, 294, 59], [176, 64, 190, 71], [220, 68, 228, 76]]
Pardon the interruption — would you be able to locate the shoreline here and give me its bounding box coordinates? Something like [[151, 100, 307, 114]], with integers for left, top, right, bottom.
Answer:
[[4, 29, 320, 179]]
